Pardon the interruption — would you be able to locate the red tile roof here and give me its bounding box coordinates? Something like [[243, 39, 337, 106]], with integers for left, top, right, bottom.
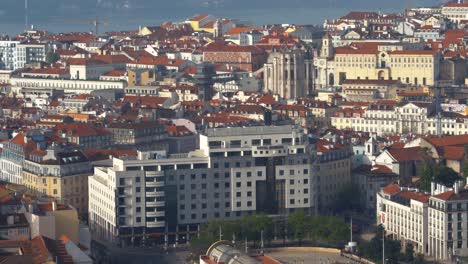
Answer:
[[165, 124, 193, 137], [354, 164, 394, 174], [102, 70, 126, 77], [83, 148, 137, 161], [387, 147, 422, 162], [444, 3, 468, 7], [201, 41, 266, 54], [441, 146, 465, 160], [37, 202, 69, 212], [425, 134, 468, 147], [11, 133, 27, 146], [335, 46, 377, 55], [54, 123, 111, 137], [30, 236, 51, 264], [123, 95, 168, 107], [383, 183, 401, 195], [399, 190, 430, 203]]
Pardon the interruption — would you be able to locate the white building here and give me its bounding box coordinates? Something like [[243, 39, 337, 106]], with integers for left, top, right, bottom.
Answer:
[[377, 181, 468, 260], [226, 30, 263, 46], [332, 101, 468, 136], [442, 2, 468, 24], [0, 41, 20, 70], [88, 125, 317, 246], [377, 183, 429, 254], [15, 42, 50, 69], [10, 77, 125, 96]]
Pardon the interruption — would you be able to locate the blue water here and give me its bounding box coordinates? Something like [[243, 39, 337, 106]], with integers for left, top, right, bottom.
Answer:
[[0, 0, 440, 36]]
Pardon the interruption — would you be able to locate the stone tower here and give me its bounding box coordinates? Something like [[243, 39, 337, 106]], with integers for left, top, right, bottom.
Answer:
[[320, 33, 334, 58]]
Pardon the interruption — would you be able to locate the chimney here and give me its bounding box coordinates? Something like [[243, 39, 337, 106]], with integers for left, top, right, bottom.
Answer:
[[431, 182, 435, 195], [454, 182, 459, 195], [51, 201, 57, 211]]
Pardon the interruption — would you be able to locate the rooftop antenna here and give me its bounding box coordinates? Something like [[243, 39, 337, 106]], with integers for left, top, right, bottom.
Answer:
[[405, 0, 409, 18], [25, 0, 29, 31]]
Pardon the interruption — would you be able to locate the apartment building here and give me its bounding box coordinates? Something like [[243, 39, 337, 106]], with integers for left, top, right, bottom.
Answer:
[[107, 121, 167, 147], [15, 41, 50, 69], [377, 183, 430, 255], [331, 101, 468, 136], [378, 181, 468, 260], [315, 139, 353, 211], [53, 124, 112, 149], [22, 145, 92, 216], [0, 133, 32, 184], [201, 42, 268, 72], [0, 41, 20, 70], [88, 125, 317, 246]]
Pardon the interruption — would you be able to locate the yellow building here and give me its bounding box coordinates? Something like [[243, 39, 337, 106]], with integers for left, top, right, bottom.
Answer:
[[185, 14, 216, 31], [127, 69, 157, 86], [334, 47, 440, 86], [22, 147, 92, 218]]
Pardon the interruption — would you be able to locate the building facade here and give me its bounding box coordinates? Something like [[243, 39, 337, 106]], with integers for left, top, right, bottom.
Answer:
[[22, 146, 92, 216], [378, 182, 468, 261], [0, 41, 19, 70], [332, 102, 468, 136], [263, 49, 314, 99], [88, 125, 317, 246]]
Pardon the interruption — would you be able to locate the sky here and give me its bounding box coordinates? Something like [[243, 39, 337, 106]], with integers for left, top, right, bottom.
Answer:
[[0, 0, 445, 35]]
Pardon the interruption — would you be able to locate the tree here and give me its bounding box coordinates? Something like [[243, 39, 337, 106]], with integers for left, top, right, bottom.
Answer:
[[331, 183, 363, 213], [433, 165, 460, 187], [419, 162, 434, 192], [287, 210, 309, 244], [309, 216, 348, 246], [403, 243, 415, 262], [418, 147, 434, 192], [358, 225, 402, 264], [45, 51, 60, 64], [417, 146, 461, 191], [241, 214, 273, 244], [463, 162, 468, 179]]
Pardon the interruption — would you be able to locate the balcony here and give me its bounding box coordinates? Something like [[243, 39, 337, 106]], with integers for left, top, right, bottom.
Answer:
[[146, 211, 165, 217], [146, 192, 164, 198], [147, 221, 165, 228], [146, 181, 164, 188], [146, 201, 165, 207]]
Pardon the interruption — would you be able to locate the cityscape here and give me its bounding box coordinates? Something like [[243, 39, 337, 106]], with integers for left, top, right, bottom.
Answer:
[[0, 0, 467, 263]]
